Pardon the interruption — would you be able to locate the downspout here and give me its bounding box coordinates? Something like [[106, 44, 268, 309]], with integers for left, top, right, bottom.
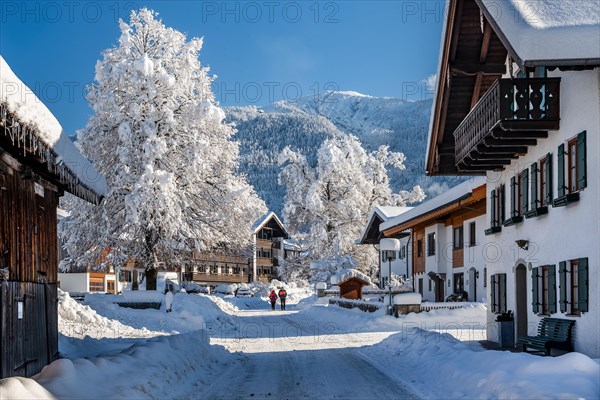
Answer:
[[406, 234, 413, 291]]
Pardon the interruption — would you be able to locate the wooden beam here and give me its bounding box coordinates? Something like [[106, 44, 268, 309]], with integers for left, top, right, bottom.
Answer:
[[470, 72, 484, 108], [449, 0, 464, 63], [463, 158, 511, 166], [476, 144, 527, 154], [469, 152, 518, 160], [480, 22, 492, 63], [450, 63, 506, 75], [483, 137, 537, 147], [491, 130, 548, 140]]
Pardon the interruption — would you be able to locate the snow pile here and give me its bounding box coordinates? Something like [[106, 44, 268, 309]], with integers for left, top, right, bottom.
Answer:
[[393, 293, 422, 305], [330, 269, 371, 285], [213, 284, 238, 295], [0, 377, 54, 399], [315, 282, 327, 290], [0, 56, 107, 196], [369, 329, 600, 399], [35, 331, 236, 399]]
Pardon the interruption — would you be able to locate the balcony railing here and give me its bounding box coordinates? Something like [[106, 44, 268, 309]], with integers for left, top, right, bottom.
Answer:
[[453, 78, 560, 171], [183, 272, 247, 284]]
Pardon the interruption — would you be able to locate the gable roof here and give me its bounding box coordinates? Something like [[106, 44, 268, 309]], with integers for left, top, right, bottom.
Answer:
[[357, 206, 412, 244], [252, 211, 287, 236], [380, 177, 486, 235], [0, 55, 106, 204], [479, 0, 600, 67]]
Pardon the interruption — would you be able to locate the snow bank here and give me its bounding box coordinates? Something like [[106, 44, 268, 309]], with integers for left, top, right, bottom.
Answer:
[[0, 376, 54, 400], [393, 293, 422, 305], [0, 56, 107, 196], [315, 282, 327, 290], [369, 329, 600, 399], [330, 269, 371, 285], [35, 331, 236, 399]]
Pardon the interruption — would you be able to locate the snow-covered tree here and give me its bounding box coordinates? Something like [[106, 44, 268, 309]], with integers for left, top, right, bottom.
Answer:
[[277, 134, 424, 282], [60, 9, 266, 288]]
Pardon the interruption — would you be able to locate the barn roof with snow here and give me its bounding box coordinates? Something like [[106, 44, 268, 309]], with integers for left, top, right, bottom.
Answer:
[[252, 211, 288, 237], [357, 205, 412, 244], [0, 55, 106, 204]]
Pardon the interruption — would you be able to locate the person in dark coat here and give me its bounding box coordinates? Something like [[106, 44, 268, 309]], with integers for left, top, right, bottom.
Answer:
[[278, 288, 287, 311], [269, 290, 277, 310]]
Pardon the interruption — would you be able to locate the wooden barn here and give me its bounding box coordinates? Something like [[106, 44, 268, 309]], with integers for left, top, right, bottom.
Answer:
[[0, 56, 106, 378], [331, 269, 372, 300]]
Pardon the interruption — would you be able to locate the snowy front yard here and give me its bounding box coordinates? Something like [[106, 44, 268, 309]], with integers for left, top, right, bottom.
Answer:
[[1, 291, 598, 399]]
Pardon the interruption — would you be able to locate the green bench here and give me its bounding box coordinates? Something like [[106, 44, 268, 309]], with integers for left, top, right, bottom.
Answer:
[[519, 317, 575, 356]]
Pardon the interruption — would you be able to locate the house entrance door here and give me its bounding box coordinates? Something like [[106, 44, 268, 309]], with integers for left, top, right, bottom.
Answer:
[[515, 264, 528, 338]]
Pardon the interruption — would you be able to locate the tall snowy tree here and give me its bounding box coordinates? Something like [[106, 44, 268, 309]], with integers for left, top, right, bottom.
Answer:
[[277, 134, 424, 283], [60, 9, 266, 289]]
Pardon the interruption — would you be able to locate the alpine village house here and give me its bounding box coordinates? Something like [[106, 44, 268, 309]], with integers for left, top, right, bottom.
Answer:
[[0, 56, 106, 377], [426, 0, 599, 357]]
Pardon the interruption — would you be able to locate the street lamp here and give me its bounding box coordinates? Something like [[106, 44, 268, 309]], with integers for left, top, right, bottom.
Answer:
[[380, 238, 400, 315]]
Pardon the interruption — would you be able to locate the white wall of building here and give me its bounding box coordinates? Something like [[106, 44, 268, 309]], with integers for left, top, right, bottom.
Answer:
[[58, 273, 89, 293], [484, 69, 600, 357]]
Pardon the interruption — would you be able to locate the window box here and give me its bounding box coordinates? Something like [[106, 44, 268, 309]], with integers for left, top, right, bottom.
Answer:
[[524, 206, 548, 219], [502, 216, 523, 227], [485, 226, 502, 235], [552, 192, 580, 207]]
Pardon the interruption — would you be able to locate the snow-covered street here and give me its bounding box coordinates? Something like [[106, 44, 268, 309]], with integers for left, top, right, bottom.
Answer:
[[206, 309, 419, 399]]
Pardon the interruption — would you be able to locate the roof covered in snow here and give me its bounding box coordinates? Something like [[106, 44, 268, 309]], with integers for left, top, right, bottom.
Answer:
[[0, 56, 106, 203], [330, 269, 372, 286], [252, 211, 287, 235], [478, 0, 600, 66], [380, 177, 485, 232], [357, 205, 413, 244]]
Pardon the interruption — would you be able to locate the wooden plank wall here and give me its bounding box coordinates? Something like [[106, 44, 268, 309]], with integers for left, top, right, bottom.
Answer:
[[0, 158, 59, 284], [0, 281, 58, 378]]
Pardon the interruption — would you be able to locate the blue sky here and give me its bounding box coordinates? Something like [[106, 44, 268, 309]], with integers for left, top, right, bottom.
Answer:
[[1, 1, 445, 135]]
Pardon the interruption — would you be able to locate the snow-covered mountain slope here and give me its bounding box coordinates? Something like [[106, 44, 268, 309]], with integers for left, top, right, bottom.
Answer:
[[227, 92, 465, 215]]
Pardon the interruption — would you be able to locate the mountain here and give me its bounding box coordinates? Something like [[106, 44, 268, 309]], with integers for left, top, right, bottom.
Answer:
[[226, 91, 465, 216]]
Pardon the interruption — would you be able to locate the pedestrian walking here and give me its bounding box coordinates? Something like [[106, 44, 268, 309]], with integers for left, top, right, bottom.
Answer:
[[278, 287, 287, 311], [269, 289, 277, 310]]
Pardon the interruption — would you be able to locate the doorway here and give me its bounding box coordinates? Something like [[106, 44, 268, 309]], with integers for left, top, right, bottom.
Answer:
[[468, 268, 477, 302], [515, 264, 528, 338]]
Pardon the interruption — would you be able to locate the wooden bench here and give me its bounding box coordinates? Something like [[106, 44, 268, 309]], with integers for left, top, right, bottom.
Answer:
[[518, 317, 575, 356]]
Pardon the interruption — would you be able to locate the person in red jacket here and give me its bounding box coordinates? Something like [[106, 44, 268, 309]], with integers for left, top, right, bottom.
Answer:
[[278, 288, 287, 311], [269, 290, 277, 310]]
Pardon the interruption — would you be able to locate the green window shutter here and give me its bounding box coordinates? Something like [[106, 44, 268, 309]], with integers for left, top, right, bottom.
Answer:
[[510, 176, 516, 217], [548, 264, 557, 314], [530, 163, 538, 209], [491, 274, 497, 313], [531, 267, 539, 314], [500, 273, 507, 313], [577, 131, 587, 189], [546, 153, 553, 204], [578, 257, 589, 312], [557, 144, 565, 197], [521, 169, 529, 213], [500, 184, 506, 221], [490, 189, 496, 226], [559, 261, 567, 313]]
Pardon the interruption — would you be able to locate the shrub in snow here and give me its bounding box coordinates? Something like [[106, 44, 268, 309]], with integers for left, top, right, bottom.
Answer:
[[315, 282, 327, 290], [59, 8, 266, 285], [278, 134, 425, 282]]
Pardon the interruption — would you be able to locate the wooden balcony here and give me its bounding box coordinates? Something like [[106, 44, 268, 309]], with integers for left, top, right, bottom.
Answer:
[[453, 78, 560, 172], [183, 272, 247, 284]]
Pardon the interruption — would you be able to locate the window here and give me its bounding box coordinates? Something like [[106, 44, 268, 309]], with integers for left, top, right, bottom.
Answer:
[[519, 170, 528, 215], [417, 239, 423, 257], [107, 280, 115, 293], [210, 265, 218, 274], [532, 265, 556, 315], [559, 258, 589, 315], [418, 278, 423, 296], [89, 279, 104, 292], [428, 278, 432, 292], [399, 246, 405, 259], [554, 131, 586, 206], [483, 268, 487, 288], [490, 273, 507, 314], [453, 226, 464, 249], [486, 185, 505, 234], [469, 222, 476, 246], [530, 154, 552, 210], [453, 273, 464, 294], [427, 233, 436, 256]]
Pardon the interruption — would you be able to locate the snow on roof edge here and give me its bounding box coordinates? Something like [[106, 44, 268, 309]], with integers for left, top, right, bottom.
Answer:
[[0, 55, 107, 200], [380, 177, 486, 232]]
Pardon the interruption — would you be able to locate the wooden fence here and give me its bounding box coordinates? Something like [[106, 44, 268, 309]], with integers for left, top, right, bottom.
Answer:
[[0, 281, 58, 378]]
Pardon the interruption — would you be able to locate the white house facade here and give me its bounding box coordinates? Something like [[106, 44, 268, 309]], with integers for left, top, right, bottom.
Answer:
[[425, 0, 599, 357]]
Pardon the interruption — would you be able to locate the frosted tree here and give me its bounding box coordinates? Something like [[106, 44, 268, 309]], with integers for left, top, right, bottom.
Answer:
[[278, 134, 424, 282], [60, 9, 266, 289]]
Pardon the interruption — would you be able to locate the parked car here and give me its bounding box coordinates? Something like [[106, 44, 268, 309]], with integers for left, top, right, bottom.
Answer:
[[184, 283, 208, 294], [445, 291, 468, 302], [236, 288, 253, 298]]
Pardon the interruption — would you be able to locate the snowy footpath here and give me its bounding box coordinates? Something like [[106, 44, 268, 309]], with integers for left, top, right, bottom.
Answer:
[[0, 291, 598, 399]]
